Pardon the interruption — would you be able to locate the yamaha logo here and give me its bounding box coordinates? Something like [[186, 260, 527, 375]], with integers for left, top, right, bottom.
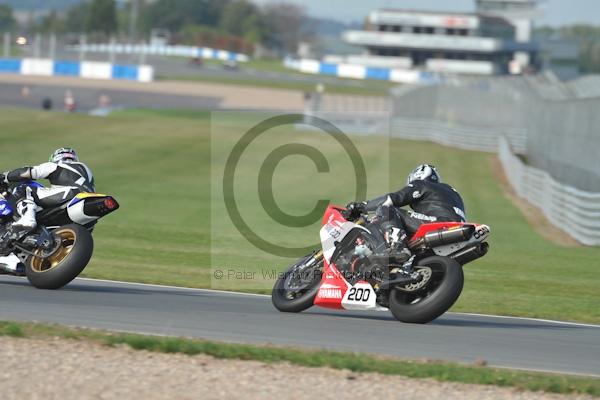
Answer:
[[319, 283, 343, 299], [319, 288, 342, 299]]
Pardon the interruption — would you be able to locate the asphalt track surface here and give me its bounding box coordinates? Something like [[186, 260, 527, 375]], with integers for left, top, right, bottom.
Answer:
[[1, 276, 599, 376], [0, 81, 221, 112]]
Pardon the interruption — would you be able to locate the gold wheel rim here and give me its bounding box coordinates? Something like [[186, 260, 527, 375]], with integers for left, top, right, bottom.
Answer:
[[30, 229, 77, 273]]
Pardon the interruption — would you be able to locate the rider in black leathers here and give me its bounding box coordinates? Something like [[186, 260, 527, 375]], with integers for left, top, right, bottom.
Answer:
[[347, 164, 466, 264]]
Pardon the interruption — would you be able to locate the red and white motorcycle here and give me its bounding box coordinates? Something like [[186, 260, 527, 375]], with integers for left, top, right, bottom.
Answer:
[[272, 205, 490, 324]]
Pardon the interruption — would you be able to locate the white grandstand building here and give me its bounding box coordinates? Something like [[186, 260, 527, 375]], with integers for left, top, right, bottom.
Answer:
[[338, 0, 541, 76]]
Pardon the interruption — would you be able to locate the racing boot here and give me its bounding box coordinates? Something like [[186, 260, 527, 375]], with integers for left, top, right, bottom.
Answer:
[[385, 226, 414, 266], [388, 241, 413, 265], [0, 253, 25, 275], [12, 189, 37, 236]]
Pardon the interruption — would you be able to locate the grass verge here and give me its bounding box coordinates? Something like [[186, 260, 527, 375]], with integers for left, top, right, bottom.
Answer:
[[157, 73, 391, 96], [160, 56, 391, 96], [1, 321, 598, 397]]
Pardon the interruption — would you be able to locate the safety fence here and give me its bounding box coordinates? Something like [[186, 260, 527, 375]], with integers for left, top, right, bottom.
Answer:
[[70, 43, 249, 63], [303, 92, 391, 134], [388, 77, 600, 245], [284, 57, 441, 84], [499, 136, 600, 246], [566, 74, 600, 98], [0, 58, 154, 82], [304, 91, 528, 152], [390, 117, 527, 154], [391, 77, 600, 193]]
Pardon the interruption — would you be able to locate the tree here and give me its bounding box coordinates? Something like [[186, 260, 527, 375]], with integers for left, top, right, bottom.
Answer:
[[261, 3, 308, 55], [64, 2, 90, 33], [219, 0, 263, 42], [135, 0, 312, 53], [0, 5, 15, 32], [86, 0, 118, 35], [536, 24, 600, 73], [37, 11, 66, 33], [139, 0, 228, 33], [558, 25, 600, 74]]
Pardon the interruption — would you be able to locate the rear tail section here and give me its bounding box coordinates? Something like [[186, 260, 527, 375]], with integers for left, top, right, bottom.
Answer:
[[67, 193, 119, 225], [37, 193, 119, 228]]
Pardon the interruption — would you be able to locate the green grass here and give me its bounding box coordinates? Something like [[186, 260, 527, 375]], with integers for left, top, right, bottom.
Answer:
[[245, 58, 296, 73], [199, 57, 292, 73], [0, 46, 24, 58], [0, 107, 599, 323], [159, 57, 391, 96], [1, 321, 598, 396], [159, 73, 391, 96], [1, 322, 25, 337]]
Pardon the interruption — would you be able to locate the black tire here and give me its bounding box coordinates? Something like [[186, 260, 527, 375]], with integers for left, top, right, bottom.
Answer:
[[389, 256, 463, 324], [26, 224, 94, 290], [272, 252, 323, 313]]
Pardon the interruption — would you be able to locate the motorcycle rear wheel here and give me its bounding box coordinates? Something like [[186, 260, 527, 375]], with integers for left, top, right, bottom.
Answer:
[[389, 256, 463, 324], [272, 252, 323, 313], [26, 224, 94, 290]]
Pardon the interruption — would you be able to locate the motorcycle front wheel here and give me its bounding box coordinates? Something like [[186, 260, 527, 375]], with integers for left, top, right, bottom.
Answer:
[[389, 256, 463, 324], [25, 224, 94, 290], [271, 251, 323, 313]]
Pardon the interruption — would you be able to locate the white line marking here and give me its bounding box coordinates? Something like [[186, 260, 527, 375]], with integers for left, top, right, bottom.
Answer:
[[447, 312, 600, 329], [490, 364, 600, 379], [75, 277, 270, 298], [73, 277, 600, 328]]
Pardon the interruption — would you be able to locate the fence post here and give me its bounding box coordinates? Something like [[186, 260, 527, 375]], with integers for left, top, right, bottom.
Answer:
[[139, 41, 146, 65], [79, 34, 87, 62], [49, 34, 57, 60], [109, 37, 116, 64], [33, 33, 41, 58], [2, 32, 9, 58], [129, 0, 139, 43]]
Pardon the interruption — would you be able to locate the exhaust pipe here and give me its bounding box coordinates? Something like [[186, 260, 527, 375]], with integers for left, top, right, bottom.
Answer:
[[409, 225, 475, 249], [451, 242, 489, 265]]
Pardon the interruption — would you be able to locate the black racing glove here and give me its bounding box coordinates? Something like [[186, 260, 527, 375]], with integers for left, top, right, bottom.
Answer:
[[0, 173, 8, 192], [345, 201, 366, 219]]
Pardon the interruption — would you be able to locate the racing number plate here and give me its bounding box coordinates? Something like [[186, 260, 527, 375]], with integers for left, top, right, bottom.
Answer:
[[341, 281, 377, 310]]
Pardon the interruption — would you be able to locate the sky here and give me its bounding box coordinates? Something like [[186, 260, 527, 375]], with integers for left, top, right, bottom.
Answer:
[[252, 0, 600, 27]]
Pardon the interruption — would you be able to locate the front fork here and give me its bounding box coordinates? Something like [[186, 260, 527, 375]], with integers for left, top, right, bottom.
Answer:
[[307, 250, 323, 266], [295, 250, 323, 282]]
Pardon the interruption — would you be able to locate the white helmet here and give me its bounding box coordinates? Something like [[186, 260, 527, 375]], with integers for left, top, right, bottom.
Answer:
[[50, 147, 79, 163], [407, 164, 441, 184]]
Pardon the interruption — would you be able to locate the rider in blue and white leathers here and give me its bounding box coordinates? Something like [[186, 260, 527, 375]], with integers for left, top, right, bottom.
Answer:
[[0, 147, 95, 233]]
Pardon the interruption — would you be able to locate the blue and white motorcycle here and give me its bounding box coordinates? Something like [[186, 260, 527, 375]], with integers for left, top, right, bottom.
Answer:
[[0, 181, 119, 289]]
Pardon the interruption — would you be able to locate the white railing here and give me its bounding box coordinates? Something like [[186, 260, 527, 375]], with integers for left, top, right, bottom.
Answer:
[[498, 136, 600, 246], [426, 59, 497, 75], [68, 43, 249, 62], [391, 117, 528, 154], [0, 57, 154, 82]]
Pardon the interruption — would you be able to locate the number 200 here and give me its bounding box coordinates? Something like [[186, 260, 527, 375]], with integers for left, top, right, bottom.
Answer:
[[347, 287, 370, 302]]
